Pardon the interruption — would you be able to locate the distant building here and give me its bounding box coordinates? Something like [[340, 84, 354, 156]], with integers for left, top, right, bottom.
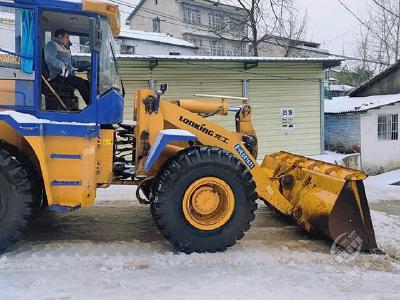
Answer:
[[325, 94, 400, 175], [349, 61, 400, 97], [325, 62, 400, 174], [116, 29, 197, 55], [325, 84, 354, 98], [126, 0, 249, 56], [258, 35, 330, 58]]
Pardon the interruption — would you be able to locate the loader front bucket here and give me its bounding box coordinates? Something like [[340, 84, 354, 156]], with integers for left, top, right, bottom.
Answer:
[[261, 152, 378, 251]]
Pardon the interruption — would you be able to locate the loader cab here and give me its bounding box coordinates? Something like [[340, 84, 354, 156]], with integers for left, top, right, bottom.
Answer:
[[0, 0, 124, 125]]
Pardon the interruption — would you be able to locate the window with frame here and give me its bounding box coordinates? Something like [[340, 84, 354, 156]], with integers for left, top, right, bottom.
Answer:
[[186, 35, 204, 51], [0, 5, 35, 107], [210, 40, 224, 56], [209, 13, 223, 29], [120, 44, 135, 54], [184, 7, 201, 25], [378, 114, 399, 140]]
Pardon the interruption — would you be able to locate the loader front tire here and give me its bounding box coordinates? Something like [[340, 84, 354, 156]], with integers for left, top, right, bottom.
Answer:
[[0, 145, 36, 253], [151, 146, 258, 254]]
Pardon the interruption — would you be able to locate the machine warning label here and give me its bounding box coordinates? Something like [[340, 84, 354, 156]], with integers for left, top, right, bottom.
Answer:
[[234, 144, 255, 169], [179, 116, 230, 144]]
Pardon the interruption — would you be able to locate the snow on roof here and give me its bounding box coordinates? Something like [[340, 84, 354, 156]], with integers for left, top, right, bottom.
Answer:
[[117, 54, 342, 68], [325, 93, 400, 114], [0, 110, 95, 125], [328, 84, 354, 92], [118, 30, 196, 48]]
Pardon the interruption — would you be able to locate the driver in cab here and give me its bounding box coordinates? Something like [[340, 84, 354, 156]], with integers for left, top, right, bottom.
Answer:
[[44, 29, 90, 105]]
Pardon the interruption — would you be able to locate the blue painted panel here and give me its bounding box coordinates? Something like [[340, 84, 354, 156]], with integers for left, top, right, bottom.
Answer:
[[0, 115, 42, 136], [98, 90, 124, 124], [52, 180, 82, 186], [48, 204, 81, 212], [15, 0, 82, 11], [145, 130, 197, 172], [0, 114, 99, 137], [42, 123, 99, 137], [51, 154, 82, 160]]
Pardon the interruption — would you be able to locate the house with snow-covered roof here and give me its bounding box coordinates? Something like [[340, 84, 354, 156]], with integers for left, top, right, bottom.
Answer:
[[325, 61, 400, 174], [115, 29, 197, 55], [114, 1, 197, 55], [325, 93, 400, 175]]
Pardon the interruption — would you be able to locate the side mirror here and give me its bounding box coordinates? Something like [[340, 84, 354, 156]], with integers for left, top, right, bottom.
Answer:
[[89, 17, 102, 53]]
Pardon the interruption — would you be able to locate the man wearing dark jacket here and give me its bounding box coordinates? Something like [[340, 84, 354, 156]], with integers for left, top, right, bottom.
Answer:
[[44, 29, 90, 105]]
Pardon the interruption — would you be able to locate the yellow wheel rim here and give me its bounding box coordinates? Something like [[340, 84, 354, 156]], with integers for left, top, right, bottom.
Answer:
[[182, 177, 235, 231]]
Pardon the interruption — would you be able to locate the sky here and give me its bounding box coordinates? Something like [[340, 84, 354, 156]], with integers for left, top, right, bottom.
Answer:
[[295, 0, 370, 57]]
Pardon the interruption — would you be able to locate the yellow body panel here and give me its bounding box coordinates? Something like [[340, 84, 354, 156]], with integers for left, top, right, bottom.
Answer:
[[25, 136, 98, 207], [0, 121, 115, 208], [0, 122, 18, 145], [0, 80, 16, 106], [96, 129, 115, 186], [176, 99, 228, 116], [82, 0, 121, 36]]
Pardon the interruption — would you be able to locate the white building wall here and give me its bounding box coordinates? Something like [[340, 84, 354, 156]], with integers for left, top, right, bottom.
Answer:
[[360, 103, 400, 174], [129, 0, 182, 36]]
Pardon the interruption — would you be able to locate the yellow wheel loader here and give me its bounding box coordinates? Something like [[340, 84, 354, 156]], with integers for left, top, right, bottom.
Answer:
[[0, 0, 378, 254]]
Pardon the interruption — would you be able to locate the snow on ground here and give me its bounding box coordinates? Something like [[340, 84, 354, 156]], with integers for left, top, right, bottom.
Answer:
[[365, 170, 400, 203], [309, 151, 350, 165], [1, 154, 400, 299], [0, 183, 399, 300]]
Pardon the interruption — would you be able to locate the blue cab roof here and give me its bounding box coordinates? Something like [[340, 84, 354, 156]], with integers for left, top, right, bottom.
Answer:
[[14, 0, 83, 11]]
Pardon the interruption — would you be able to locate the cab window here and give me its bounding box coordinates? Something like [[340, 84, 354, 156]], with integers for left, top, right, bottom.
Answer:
[[40, 10, 92, 112], [0, 5, 35, 107]]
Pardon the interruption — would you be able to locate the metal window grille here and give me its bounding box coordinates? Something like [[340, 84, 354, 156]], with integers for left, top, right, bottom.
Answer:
[[378, 114, 398, 140]]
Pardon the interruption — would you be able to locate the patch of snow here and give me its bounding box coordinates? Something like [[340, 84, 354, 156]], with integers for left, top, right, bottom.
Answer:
[[0, 110, 96, 126], [119, 29, 196, 48], [366, 169, 400, 186], [96, 185, 136, 205], [120, 120, 137, 126], [118, 54, 341, 63], [309, 151, 350, 165], [327, 84, 354, 92], [364, 170, 400, 203], [371, 210, 400, 260], [325, 93, 400, 114]]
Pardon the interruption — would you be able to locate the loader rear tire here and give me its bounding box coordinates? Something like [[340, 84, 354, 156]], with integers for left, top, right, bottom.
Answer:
[[151, 146, 258, 254], [0, 145, 36, 253]]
